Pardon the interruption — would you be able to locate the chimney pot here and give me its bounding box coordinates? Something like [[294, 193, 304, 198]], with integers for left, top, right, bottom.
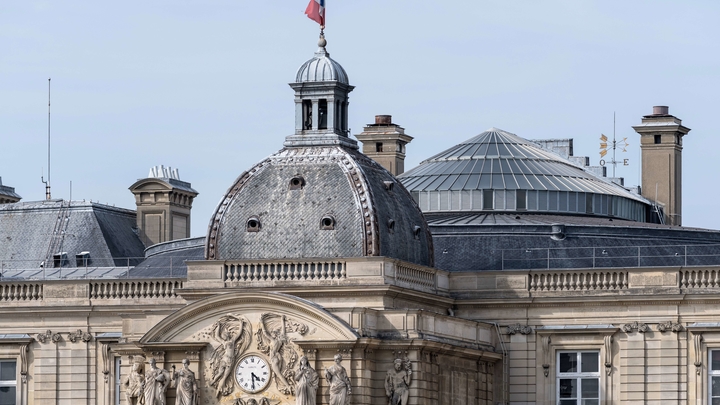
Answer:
[[375, 115, 392, 125], [652, 106, 669, 115]]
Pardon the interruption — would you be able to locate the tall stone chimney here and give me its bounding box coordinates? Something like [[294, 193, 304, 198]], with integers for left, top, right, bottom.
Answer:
[[355, 115, 413, 176], [129, 166, 198, 247], [632, 106, 690, 226]]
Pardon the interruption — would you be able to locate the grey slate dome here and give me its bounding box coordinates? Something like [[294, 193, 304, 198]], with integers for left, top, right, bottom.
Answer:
[[205, 146, 433, 267], [295, 36, 349, 84], [206, 34, 431, 266], [399, 128, 652, 222]]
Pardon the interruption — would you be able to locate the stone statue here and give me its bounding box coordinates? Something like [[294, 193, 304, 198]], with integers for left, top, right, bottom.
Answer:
[[209, 314, 252, 397], [256, 313, 297, 395], [294, 356, 319, 405], [325, 354, 351, 405], [124, 357, 144, 405], [385, 358, 412, 405], [144, 358, 171, 405], [172, 359, 198, 405]]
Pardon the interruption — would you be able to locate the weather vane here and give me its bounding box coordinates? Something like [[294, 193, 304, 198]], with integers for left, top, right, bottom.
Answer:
[[599, 112, 629, 177]]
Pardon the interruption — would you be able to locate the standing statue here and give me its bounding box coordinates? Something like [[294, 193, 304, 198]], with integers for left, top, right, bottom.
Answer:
[[144, 358, 171, 405], [209, 314, 252, 397], [385, 358, 412, 405], [172, 359, 198, 405], [294, 356, 319, 405], [124, 357, 144, 405], [256, 314, 297, 394], [325, 354, 351, 405]]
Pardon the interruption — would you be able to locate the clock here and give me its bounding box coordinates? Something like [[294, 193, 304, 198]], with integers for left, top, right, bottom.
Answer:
[[235, 354, 271, 393]]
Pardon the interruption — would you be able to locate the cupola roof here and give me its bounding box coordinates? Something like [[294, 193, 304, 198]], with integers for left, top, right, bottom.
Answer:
[[295, 34, 349, 84]]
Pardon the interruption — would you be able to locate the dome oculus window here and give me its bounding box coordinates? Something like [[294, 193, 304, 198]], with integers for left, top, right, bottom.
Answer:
[[413, 225, 422, 239], [321, 215, 336, 230], [247, 217, 261, 232], [289, 176, 306, 190], [387, 219, 395, 234]]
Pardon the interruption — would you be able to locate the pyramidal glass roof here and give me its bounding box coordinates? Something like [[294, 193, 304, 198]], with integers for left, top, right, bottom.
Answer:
[[399, 128, 647, 203]]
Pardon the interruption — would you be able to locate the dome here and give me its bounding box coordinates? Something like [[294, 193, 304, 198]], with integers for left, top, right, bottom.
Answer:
[[295, 41, 349, 84], [205, 146, 433, 267], [399, 128, 652, 222]]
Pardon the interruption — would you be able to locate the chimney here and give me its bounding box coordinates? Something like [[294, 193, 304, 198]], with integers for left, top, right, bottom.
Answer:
[[355, 115, 414, 176], [128, 166, 198, 246], [632, 106, 690, 226]]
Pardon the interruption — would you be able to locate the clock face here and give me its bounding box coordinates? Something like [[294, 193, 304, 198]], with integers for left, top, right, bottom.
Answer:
[[235, 355, 271, 393]]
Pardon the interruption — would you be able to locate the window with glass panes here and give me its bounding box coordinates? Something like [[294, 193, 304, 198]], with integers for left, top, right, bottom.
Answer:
[[0, 360, 16, 405], [557, 351, 600, 405], [710, 350, 720, 404]]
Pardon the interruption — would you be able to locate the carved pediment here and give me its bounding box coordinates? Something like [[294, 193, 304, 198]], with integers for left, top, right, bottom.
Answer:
[[136, 292, 358, 403]]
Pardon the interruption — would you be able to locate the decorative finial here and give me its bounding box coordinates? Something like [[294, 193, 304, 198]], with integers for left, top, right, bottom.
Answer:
[[318, 32, 327, 48]]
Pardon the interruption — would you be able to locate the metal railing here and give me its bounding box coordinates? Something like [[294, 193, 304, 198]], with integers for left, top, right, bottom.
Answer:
[[500, 244, 720, 271], [0, 256, 188, 280]]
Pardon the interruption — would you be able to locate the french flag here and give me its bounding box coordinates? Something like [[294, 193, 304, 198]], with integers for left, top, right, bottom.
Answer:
[[305, 0, 325, 27]]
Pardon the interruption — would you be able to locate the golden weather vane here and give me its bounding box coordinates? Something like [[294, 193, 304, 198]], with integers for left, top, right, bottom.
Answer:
[[598, 113, 630, 177]]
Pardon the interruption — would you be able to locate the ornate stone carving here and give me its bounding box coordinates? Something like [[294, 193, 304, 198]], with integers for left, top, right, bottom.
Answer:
[[19, 344, 28, 383], [604, 335, 613, 376], [144, 358, 171, 405], [385, 358, 412, 405], [101, 344, 110, 383], [124, 356, 145, 405], [622, 321, 649, 333], [68, 329, 92, 343], [256, 313, 307, 395], [36, 329, 62, 343], [657, 321, 684, 333], [233, 398, 270, 405], [693, 333, 704, 375], [209, 314, 252, 397], [294, 356, 319, 405], [507, 324, 533, 335], [325, 354, 351, 405], [541, 335, 551, 377], [172, 359, 198, 405]]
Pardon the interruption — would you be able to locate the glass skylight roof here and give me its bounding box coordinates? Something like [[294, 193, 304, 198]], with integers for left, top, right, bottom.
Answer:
[[400, 128, 646, 202], [398, 128, 652, 221]]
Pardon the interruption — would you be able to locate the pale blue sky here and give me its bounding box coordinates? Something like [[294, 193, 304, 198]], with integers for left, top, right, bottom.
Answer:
[[2, 1, 719, 236]]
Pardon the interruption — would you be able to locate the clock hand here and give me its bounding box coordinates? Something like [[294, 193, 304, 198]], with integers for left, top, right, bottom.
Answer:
[[251, 372, 256, 389]]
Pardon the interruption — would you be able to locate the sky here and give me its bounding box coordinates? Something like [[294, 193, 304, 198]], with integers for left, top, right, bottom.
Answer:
[[2, 1, 720, 237]]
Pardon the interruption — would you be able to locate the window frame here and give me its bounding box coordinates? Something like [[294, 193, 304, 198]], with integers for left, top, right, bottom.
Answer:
[[709, 349, 720, 403], [556, 350, 601, 405], [0, 359, 17, 405]]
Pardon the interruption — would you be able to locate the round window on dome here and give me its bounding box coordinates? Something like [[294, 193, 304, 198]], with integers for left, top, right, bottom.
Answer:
[[289, 176, 306, 190], [320, 215, 335, 230], [387, 219, 395, 234], [247, 217, 261, 232]]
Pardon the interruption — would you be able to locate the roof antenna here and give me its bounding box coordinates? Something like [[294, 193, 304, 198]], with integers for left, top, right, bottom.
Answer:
[[41, 78, 52, 200]]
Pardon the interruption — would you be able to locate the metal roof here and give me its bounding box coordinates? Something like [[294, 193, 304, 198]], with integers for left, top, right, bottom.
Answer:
[[399, 128, 648, 203], [295, 44, 349, 84]]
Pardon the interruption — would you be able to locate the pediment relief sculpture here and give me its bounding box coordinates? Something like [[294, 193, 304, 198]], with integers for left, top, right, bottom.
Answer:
[[208, 314, 253, 397], [256, 313, 308, 396], [180, 311, 310, 401]]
